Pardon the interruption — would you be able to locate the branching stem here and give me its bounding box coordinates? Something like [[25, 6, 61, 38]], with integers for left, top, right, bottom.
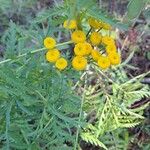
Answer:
[[0, 41, 72, 65]]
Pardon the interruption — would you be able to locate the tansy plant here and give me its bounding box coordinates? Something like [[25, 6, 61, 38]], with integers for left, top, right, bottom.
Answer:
[[0, 0, 149, 150], [43, 17, 121, 71]]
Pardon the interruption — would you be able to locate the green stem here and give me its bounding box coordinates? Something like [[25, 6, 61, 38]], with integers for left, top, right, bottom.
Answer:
[[97, 27, 103, 32], [86, 27, 92, 37], [56, 40, 72, 47], [74, 72, 87, 150], [0, 41, 72, 65]]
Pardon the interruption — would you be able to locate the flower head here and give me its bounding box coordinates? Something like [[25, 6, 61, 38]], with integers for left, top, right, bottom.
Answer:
[[91, 49, 101, 61], [71, 30, 86, 43], [44, 37, 56, 49], [74, 43, 86, 56], [84, 42, 92, 55], [63, 20, 77, 29], [88, 18, 102, 29], [55, 58, 68, 70], [106, 44, 117, 54], [102, 22, 111, 30], [102, 36, 115, 45], [108, 52, 121, 65], [72, 56, 87, 71], [46, 49, 60, 63], [98, 56, 110, 69], [90, 32, 102, 46]]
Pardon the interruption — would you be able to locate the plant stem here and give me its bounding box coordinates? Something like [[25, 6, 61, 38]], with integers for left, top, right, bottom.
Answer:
[[74, 72, 87, 150], [97, 27, 103, 33], [57, 40, 73, 47], [86, 27, 92, 37], [0, 41, 72, 65]]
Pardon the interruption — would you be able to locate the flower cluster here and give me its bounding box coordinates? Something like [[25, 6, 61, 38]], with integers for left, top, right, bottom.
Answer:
[[43, 17, 121, 71], [44, 37, 67, 70]]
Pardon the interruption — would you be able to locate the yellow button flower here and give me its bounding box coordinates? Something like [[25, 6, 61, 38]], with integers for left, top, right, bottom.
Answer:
[[46, 49, 60, 63], [98, 56, 110, 69], [71, 30, 86, 43], [72, 56, 87, 71], [84, 42, 92, 55], [55, 58, 68, 70], [106, 44, 117, 54], [91, 49, 101, 61], [108, 52, 121, 65], [102, 22, 111, 30], [44, 37, 56, 49], [90, 32, 102, 45], [63, 19, 77, 29], [74, 43, 86, 56], [88, 18, 102, 29], [102, 36, 115, 45]]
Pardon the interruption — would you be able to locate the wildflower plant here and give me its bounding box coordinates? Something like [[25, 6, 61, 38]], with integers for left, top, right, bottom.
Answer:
[[0, 0, 149, 150]]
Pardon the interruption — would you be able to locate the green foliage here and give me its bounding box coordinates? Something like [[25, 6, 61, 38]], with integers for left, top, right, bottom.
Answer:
[[124, 0, 149, 23], [34, 0, 128, 30], [0, 0, 150, 150], [0, 20, 82, 149], [81, 132, 107, 150], [80, 65, 150, 149], [0, 62, 82, 149]]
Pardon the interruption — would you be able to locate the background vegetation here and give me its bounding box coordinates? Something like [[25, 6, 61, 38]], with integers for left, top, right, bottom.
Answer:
[[0, 0, 150, 150]]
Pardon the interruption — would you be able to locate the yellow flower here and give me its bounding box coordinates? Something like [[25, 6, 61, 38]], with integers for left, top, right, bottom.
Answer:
[[108, 52, 121, 65], [71, 30, 86, 43], [88, 18, 102, 29], [106, 44, 117, 54], [98, 56, 110, 69], [74, 43, 86, 56], [46, 49, 60, 63], [63, 19, 77, 29], [72, 56, 87, 71], [91, 49, 101, 61], [55, 58, 68, 70], [102, 22, 111, 30], [84, 42, 92, 55], [102, 36, 115, 45], [44, 37, 56, 49], [90, 32, 102, 45]]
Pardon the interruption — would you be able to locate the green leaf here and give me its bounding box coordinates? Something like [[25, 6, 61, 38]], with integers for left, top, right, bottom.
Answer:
[[124, 0, 149, 23], [147, 52, 150, 60], [81, 132, 108, 150]]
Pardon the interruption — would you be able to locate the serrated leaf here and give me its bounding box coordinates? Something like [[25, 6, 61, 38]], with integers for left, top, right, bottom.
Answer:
[[81, 132, 108, 150], [34, 7, 66, 23]]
